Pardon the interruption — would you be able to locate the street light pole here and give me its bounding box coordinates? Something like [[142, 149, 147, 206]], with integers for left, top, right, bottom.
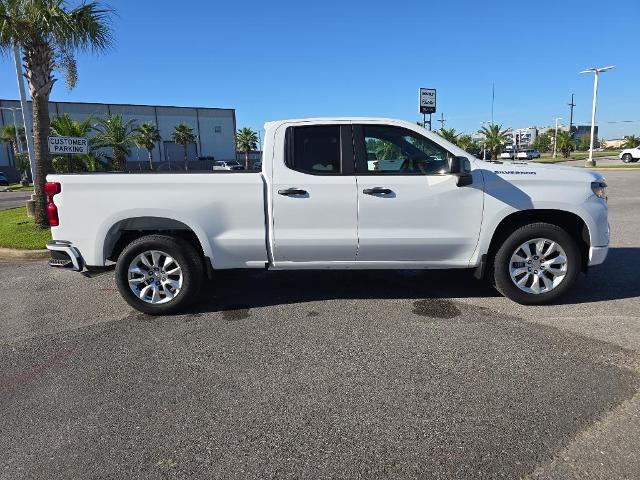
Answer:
[[580, 66, 614, 167], [552, 117, 562, 158], [13, 43, 35, 182]]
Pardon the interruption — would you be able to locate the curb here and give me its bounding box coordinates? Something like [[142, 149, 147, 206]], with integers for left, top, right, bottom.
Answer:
[[0, 247, 48, 260]]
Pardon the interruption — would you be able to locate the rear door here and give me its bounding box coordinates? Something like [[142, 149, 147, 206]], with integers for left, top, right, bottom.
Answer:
[[353, 123, 483, 265], [270, 124, 358, 263]]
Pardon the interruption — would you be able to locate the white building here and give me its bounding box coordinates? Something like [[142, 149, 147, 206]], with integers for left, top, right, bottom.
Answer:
[[0, 99, 236, 180]]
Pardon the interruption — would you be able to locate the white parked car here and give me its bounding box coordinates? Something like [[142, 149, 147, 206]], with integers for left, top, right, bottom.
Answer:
[[517, 149, 540, 160], [499, 151, 515, 160], [213, 160, 244, 171], [619, 146, 640, 163], [45, 117, 609, 314]]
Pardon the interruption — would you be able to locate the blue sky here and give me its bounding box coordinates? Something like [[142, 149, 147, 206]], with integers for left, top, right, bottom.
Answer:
[[1, 0, 639, 138]]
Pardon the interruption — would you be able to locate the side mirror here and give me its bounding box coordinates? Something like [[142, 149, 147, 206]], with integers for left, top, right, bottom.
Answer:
[[449, 156, 473, 187]]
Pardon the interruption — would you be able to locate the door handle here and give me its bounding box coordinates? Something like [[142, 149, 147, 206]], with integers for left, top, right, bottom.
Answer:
[[363, 187, 393, 195], [278, 188, 308, 196]]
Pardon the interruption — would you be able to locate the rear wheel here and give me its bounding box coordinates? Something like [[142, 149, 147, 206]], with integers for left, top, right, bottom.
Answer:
[[115, 234, 204, 315], [492, 223, 581, 305], [622, 153, 633, 163]]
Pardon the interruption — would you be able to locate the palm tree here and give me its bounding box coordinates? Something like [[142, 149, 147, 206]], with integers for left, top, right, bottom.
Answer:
[[235, 127, 258, 169], [50, 114, 106, 172], [438, 128, 458, 145], [93, 115, 138, 171], [1, 123, 27, 178], [555, 131, 574, 158], [1, 124, 25, 157], [0, 0, 114, 227], [171, 123, 196, 171], [456, 134, 475, 153], [478, 123, 510, 160], [622, 135, 640, 149], [135, 122, 161, 171]]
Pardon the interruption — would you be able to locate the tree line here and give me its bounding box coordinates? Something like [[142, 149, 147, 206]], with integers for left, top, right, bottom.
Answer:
[[436, 124, 640, 160], [1, 115, 198, 174]]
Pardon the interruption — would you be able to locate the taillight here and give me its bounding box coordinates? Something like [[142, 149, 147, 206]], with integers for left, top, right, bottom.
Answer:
[[44, 182, 61, 226]]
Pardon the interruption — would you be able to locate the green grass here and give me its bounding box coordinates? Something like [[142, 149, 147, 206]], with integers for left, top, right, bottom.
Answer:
[[530, 157, 570, 164], [533, 151, 616, 163], [5, 183, 34, 192], [0, 207, 51, 250], [569, 151, 618, 160]]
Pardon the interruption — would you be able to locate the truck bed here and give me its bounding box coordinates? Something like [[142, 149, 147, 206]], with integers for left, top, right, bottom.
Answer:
[[48, 172, 269, 268]]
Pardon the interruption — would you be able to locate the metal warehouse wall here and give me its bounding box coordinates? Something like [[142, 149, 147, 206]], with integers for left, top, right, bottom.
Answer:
[[0, 99, 236, 168]]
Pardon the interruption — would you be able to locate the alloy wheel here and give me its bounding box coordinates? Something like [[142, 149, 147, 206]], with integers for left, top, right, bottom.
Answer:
[[127, 250, 183, 304], [508, 238, 568, 294]]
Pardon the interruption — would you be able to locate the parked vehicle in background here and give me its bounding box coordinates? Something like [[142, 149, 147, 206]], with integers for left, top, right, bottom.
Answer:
[[367, 151, 408, 171], [499, 151, 515, 160], [517, 149, 541, 160], [0, 173, 9, 186], [45, 117, 609, 314], [213, 160, 244, 171], [619, 147, 640, 163]]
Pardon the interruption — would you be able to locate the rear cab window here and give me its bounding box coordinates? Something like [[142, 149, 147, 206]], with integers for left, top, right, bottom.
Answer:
[[285, 125, 342, 175]]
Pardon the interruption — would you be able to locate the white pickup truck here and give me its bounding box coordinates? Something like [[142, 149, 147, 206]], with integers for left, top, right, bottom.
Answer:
[[45, 118, 610, 314]]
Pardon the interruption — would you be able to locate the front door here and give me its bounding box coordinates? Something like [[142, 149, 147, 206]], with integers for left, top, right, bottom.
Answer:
[[353, 124, 483, 265], [271, 124, 358, 263]]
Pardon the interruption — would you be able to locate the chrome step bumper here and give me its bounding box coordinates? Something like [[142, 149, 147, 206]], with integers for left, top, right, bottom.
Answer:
[[46, 240, 84, 271]]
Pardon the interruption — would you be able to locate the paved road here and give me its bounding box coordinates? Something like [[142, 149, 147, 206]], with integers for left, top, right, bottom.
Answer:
[[1, 171, 639, 479], [0, 190, 31, 211]]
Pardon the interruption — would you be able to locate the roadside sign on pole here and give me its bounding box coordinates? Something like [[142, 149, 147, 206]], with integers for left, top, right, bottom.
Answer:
[[419, 88, 436, 114], [47, 136, 88, 155]]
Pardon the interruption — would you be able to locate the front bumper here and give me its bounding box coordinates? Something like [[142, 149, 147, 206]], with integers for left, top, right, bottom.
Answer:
[[589, 245, 609, 266], [46, 240, 84, 271]]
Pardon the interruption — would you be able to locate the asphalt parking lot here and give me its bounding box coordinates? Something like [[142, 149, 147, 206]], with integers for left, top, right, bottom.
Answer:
[[1, 170, 639, 479], [0, 190, 31, 211]]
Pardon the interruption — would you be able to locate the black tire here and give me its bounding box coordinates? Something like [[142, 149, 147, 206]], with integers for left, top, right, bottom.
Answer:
[[622, 153, 632, 163], [115, 234, 204, 315], [492, 222, 581, 305]]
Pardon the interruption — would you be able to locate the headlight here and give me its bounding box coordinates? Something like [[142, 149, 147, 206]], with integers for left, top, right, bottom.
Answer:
[[591, 181, 607, 199]]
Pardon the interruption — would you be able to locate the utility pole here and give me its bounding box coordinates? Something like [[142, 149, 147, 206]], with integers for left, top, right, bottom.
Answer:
[[568, 94, 576, 136], [438, 113, 446, 130]]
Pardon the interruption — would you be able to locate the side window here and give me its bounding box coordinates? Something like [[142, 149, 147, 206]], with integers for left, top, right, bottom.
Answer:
[[360, 125, 452, 175], [287, 126, 341, 174]]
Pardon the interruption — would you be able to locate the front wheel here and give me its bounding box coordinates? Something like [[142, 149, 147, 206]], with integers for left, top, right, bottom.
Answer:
[[492, 223, 581, 305], [115, 234, 204, 315]]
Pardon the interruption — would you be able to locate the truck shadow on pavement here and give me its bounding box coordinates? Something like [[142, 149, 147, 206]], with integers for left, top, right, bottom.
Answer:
[[189, 247, 639, 314]]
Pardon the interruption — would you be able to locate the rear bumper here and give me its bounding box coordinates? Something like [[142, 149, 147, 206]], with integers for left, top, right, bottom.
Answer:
[[589, 245, 609, 266], [46, 240, 84, 271]]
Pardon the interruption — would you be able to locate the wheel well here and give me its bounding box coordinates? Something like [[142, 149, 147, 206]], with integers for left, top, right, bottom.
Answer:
[[486, 210, 590, 272], [105, 217, 205, 263]]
